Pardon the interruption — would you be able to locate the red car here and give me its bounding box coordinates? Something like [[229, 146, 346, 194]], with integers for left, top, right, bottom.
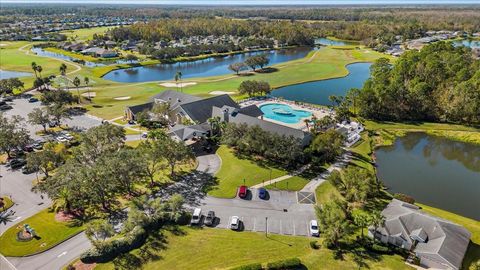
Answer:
[[238, 185, 248, 198]]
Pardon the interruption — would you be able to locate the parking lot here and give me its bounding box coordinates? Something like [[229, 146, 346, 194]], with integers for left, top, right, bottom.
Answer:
[[196, 188, 317, 237]]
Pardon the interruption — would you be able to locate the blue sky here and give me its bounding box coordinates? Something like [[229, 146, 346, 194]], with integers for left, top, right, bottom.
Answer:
[[3, 0, 480, 4]]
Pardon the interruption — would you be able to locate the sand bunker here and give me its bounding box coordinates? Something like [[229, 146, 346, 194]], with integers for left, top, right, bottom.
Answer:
[[81, 92, 96, 97], [209, 91, 235, 95], [159, 82, 197, 88], [0, 44, 7, 47], [114, 96, 131, 100]]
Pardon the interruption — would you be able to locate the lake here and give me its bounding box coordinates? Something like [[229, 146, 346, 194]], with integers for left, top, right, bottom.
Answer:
[[0, 70, 32, 80], [376, 133, 480, 220], [271, 62, 371, 106], [315, 37, 357, 46], [452, 39, 480, 49], [102, 47, 313, 83], [31, 48, 104, 67]]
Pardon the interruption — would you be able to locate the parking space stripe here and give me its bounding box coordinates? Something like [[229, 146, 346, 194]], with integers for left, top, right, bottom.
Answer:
[[293, 221, 296, 236], [253, 217, 256, 231], [280, 220, 282, 234]]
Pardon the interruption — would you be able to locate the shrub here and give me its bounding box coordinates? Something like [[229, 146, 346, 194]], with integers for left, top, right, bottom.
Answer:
[[66, 264, 75, 270], [80, 226, 147, 263], [367, 243, 391, 254], [310, 240, 320, 249], [230, 263, 263, 270], [470, 259, 480, 270], [266, 258, 302, 270], [394, 193, 415, 204]]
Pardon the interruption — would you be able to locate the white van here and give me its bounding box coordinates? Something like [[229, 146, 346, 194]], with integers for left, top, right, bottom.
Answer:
[[190, 208, 202, 225]]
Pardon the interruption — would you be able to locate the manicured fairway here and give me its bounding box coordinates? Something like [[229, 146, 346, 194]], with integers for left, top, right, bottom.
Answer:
[[59, 26, 116, 41], [0, 209, 84, 256], [94, 227, 413, 270]]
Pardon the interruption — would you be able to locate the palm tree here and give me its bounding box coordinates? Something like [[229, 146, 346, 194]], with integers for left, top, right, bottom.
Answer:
[[31, 62, 38, 79], [84, 77, 91, 100], [73, 76, 81, 104], [370, 210, 385, 242], [0, 213, 13, 225], [174, 71, 183, 92], [52, 187, 72, 213], [59, 63, 67, 76], [303, 118, 310, 130], [36, 65, 43, 79]]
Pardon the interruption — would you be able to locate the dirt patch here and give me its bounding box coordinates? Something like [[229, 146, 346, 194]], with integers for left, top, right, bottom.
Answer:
[[72, 260, 96, 270], [81, 92, 96, 97], [114, 96, 131, 100], [209, 91, 235, 95], [55, 211, 77, 222], [160, 82, 197, 88]]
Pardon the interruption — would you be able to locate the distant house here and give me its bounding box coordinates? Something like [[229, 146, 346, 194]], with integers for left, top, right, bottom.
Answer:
[[125, 90, 311, 145], [81, 47, 117, 58], [369, 199, 471, 270]]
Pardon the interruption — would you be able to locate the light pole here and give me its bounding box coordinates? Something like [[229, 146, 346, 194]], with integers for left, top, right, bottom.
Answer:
[[265, 217, 268, 237]]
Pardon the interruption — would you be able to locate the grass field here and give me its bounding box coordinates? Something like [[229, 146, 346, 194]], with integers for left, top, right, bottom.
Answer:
[[0, 209, 84, 256], [83, 46, 391, 119], [265, 176, 310, 191], [209, 146, 290, 198], [94, 226, 412, 270], [59, 26, 116, 41]]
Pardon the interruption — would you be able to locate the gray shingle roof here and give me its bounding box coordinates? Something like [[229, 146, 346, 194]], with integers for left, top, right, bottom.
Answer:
[[180, 94, 239, 124], [381, 199, 471, 270], [151, 90, 201, 110], [239, 105, 264, 118], [127, 102, 154, 115]]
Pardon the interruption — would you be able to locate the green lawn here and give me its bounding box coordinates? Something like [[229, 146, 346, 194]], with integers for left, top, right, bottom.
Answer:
[[59, 26, 117, 41], [0, 209, 84, 256], [364, 120, 480, 145], [265, 176, 310, 191], [1, 196, 14, 211], [209, 146, 288, 198], [94, 227, 412, 270], [315, 181, 341, 205]]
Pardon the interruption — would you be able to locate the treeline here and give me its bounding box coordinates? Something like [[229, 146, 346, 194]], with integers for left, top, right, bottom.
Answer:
[[109, 18, 314, 46], [356, 42, 480, 124]]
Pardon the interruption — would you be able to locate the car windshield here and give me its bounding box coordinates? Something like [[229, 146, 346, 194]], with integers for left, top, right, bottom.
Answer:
[[312, 225, 318, 230]]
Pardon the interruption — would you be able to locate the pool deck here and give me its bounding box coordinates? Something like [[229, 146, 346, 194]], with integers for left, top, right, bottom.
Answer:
[[240, 99, 332, 131]]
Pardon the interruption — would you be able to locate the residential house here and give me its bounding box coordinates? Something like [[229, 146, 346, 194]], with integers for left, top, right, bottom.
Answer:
[[369, 199, 471, 270]]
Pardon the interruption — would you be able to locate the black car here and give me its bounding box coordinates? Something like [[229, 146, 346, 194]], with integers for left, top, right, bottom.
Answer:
[[204, 211, 216, 226], [0, 104, 12, 111], [28, 97, 39, 103], [2, 96, 13, 102], [48, 121, 58, 128], [9, 159, 26, 169], [22, 166, 37, 174]]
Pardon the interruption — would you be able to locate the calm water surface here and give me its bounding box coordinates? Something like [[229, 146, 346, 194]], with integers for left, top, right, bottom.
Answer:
[[102, 47, 313, 83], [0, 70, 32, 80], [452, 39, 480, 49], [272, 62, 371, 106], [315, 37, 356, 46], [376, 133, 480, 220]]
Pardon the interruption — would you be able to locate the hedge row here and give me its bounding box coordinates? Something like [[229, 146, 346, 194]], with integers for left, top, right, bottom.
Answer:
[[80, 226, 147, 263], [229, 258, 302, 270]]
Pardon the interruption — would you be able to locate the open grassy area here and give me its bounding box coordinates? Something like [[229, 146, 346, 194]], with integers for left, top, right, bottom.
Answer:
[[265, 176, 310, 191], [94, 226, 412, 270], [0, 209, 84, 256], [209, 146, 288, 198], [59, 26, 116, 41], [83, 46, 391, 119], [364, 120, 480, 145]]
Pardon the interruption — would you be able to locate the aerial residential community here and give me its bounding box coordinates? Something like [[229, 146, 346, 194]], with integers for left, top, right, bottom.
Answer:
[[0, 2, 479, 270]]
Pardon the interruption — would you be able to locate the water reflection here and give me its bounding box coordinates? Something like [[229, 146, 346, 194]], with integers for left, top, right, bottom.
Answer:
[[376, 133, 480, 220]]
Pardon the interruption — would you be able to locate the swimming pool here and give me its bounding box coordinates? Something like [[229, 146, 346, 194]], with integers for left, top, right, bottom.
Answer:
[[259, 103, 312, 124]]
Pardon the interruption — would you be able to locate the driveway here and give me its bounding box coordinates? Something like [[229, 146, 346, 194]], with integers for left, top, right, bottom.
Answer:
[[196, 189, 316, 237]]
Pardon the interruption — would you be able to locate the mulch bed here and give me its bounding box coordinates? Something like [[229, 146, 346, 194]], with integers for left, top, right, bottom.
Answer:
[[54, 210, 82, 222], [71, 260, 96, 270]]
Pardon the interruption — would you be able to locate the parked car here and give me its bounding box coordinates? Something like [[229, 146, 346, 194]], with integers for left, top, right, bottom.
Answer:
[[3, 96, 13, 102], [128, 120, 135, 125], [61, 132, 74, 140], [22, 145, 34, 152], [28, 97, 39, 103], [258, 188, 267, 199], [0, 104, 12, 111], [48, 121, 58, 128], [230, 216, 240, 230], [238, 185, 248, 199], [204, 211, 215, 226], [309, 220, 319, 237], [190, 208, 202, 225], [9, 159, 26, 169], [22, 165, 37, 174], [56, 136, 68, 143], [0, 101, 6, 106], [141, 132, 148, 138]]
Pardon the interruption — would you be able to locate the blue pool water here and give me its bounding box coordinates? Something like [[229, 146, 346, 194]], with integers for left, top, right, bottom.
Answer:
[[260, 103, 312, 124]]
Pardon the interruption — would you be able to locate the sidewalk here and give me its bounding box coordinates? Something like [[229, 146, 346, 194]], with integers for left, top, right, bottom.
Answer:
[[250, 165, 309, 189]]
